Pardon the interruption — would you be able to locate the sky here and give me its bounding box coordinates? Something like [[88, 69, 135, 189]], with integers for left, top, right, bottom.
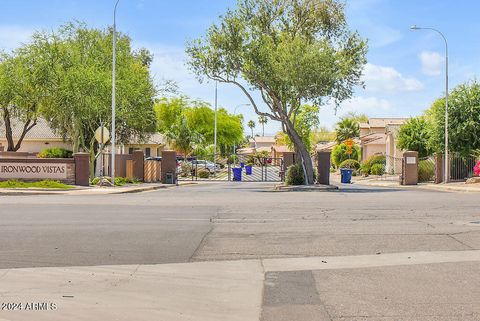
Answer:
[[0, 0, 479, 136]]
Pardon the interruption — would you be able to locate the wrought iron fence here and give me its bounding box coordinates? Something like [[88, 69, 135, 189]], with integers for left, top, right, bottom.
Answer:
[[380, 155, 403, 181], [177, 154, 284, 182], [449, 154, 477, 182]]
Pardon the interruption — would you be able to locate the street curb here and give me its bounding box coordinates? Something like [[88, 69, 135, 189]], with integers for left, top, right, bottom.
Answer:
[[353, 180, 480, 193], [0, 182, 199, 196], [273, 184, 339, 192]]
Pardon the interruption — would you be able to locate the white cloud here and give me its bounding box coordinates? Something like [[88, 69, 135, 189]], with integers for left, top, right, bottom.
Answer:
[[419, 51, 444, 76], [363, 63, 424, 93], [0, 25, 33, 51], [339, 96, 392, 113]]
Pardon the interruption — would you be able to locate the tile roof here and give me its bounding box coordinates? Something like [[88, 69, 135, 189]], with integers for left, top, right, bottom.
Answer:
[[359, 118, 408, 129], [0, 118, 63, 140], [271, 145, 293, 153], [249, 136, 277, 144], [0, 118, 167, 146]]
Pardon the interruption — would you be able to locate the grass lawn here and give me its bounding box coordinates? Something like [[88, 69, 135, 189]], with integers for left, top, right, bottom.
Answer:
[[0, 179, 75, 189]]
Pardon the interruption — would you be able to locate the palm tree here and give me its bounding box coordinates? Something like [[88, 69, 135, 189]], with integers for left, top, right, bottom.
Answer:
[[335, 118, 360, 143], [247, 120, 256, 137], [258, 116, 268, 136]]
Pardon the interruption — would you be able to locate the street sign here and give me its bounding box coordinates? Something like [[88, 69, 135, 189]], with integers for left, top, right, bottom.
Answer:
[[95, 126, 110, 144]]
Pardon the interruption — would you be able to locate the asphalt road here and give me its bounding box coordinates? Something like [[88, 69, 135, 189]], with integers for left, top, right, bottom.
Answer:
[[0, 182, 479, 269]]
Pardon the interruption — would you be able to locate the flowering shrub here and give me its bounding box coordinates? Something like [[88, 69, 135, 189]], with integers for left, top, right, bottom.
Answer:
[[474, 161, 480, 176]]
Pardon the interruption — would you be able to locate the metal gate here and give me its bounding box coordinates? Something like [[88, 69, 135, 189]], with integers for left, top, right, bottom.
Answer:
[[177, 154, 284, 182], [418, 156, 436, 182], [449, 154, 477, 182], [381, 155, 403, 181]]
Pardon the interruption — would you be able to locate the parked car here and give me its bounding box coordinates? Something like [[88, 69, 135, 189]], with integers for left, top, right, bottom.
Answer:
[[146, 156, 162, 161], [190, 160, 221, 174]]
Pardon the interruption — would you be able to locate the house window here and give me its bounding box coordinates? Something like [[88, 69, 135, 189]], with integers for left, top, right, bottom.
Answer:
[[128, 148, 134, 155], [145, 148, 151, 157]]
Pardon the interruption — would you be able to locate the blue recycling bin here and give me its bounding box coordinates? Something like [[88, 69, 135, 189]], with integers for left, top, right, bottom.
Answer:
[[240, 162, 245, 168], [232, 167, 242, 181], [340, 169, 353, 184], [245, 165, 253, 175]]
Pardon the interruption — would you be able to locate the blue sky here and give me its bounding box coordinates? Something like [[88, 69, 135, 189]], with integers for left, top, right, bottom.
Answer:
[[0, 0, 479, 135]]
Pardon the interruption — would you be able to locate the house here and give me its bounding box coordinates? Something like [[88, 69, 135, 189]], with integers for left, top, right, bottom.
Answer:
[[0, 118, 167, 157], [237, 136, 277, 155], [0, 118, 71, 153], [359, 118, 408, 174], [122, 133, 167, 158]]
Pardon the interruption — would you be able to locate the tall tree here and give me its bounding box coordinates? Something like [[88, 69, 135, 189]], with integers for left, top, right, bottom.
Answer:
[[247, 120, 256, 138], [258, 115, 268, 136], [36, 22, 157, 175], [187, 0, 367, 184], [397, 116, 432, 158], [155, 96, 244, 154], [425, 81, 480, 157], [0, 44, 52, 151]]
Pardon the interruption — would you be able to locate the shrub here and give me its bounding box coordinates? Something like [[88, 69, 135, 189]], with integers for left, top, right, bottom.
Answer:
[[285, 163, 305, 185], [360, 155, 386, 175], [179, 162, 193, 177], [370, 163, 385, 176], [339, 159, 360, 170], [331, 143, 360, 168], [38, 147, 73, 158], [418, 160, 435, 182], [91, 176, 141, 186], [197, 169, 210, 179]]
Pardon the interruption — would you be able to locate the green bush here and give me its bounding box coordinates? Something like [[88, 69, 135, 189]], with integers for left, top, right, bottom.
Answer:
[[370, 163, 385, 176], [197, 169, 210, 179], [91, 176, 141, 186], [179, 162, 193, 177], [360, 155, 386, 175], [418, 159, 435, 182], [285, 163, 305, 185], [331, 143, 360, 168], [37, 147, 73, 158], [338, 159, 360, 170]]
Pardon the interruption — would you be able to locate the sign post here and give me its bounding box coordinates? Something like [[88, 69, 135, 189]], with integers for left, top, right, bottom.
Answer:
[[95, 125, 110, 184]]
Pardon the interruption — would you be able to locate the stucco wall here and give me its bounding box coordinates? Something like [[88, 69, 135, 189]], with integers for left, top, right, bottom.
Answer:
[[363, 143, 385, 160], [0, 140, 72, 153]]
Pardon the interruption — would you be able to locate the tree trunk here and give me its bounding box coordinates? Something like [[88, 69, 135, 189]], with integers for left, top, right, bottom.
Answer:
[[284, 118, 314, 185], [2, 107, 36, 152]]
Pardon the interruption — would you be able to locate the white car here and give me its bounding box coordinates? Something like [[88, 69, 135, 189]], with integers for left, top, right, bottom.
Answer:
[[191, 160, 221, 173]]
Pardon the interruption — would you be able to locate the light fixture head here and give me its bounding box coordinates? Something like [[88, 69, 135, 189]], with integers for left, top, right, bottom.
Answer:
[[410, 25, 420, 30]]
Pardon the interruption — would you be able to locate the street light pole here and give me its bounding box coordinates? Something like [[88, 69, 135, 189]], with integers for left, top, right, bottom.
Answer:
[[213, 81, 218, 176], [411, 25, 449, 183], [233, 103, 250, 154], [111, 0, 120, 186]]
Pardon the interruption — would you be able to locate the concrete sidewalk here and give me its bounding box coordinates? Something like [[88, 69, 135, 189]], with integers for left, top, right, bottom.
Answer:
[[352, 176, 480, 193], [0, 182, 197, 196], [1, 250, 480, 321]]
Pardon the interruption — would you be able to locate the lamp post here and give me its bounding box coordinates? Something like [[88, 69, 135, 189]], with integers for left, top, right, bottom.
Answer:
[[111, 0, 120, 186], [213, 81, 218, 176], [233, 103, 250, 154], [411, 25, 449, 183]]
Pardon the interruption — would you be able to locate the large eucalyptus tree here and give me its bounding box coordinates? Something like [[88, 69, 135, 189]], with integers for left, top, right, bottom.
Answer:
[[187, 0, 367, 184]]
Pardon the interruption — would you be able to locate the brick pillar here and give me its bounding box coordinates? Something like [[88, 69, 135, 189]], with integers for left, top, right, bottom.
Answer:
[[435, 154, 444, 184], [403, 151, 418, 185], [317, 151, 331, 185], [74, 153, 90, 186], [161, 150, 177, 184], [132, 150, 145, 181], [282, 152, 296, 170]]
